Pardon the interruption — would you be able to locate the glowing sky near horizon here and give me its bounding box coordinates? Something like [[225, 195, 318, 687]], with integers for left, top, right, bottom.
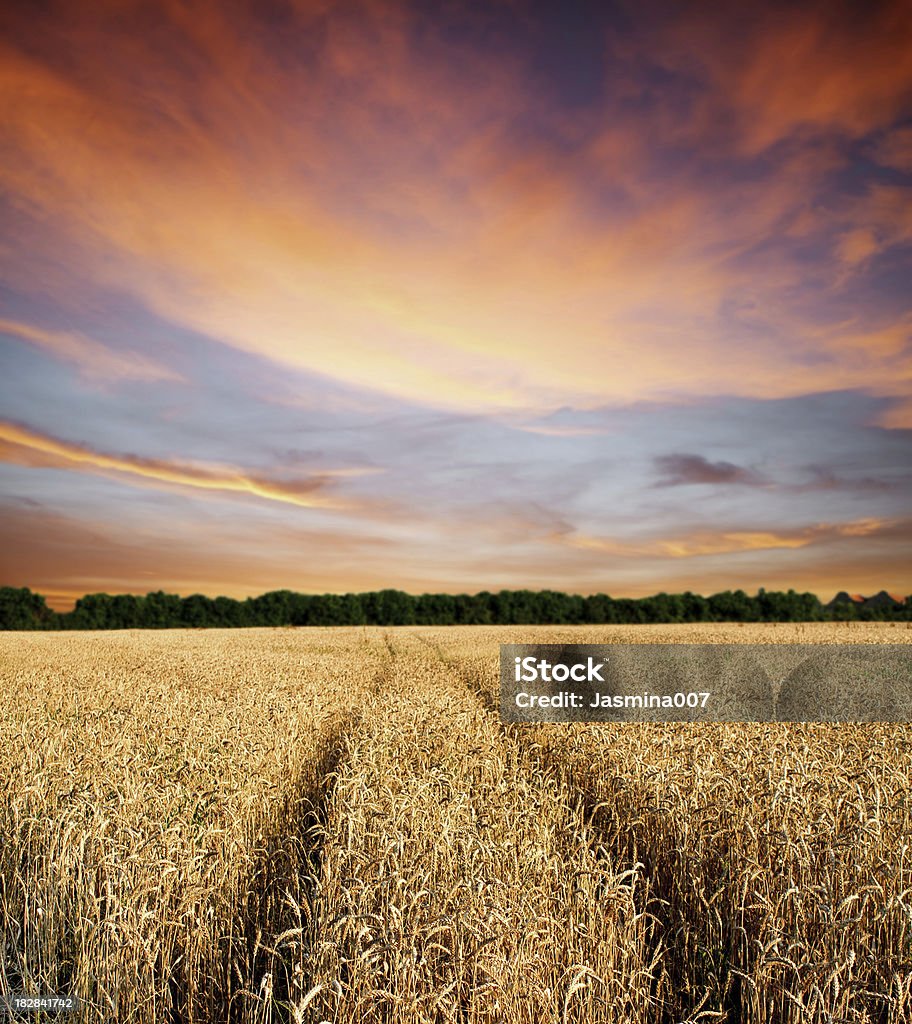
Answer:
[[1, 0, 911, 609]]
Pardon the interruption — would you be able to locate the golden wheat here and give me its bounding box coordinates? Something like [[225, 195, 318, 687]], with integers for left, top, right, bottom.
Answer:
[[0, 629, 386, 1022], [291, 635, 655, 1023], [430, 623, 912, 1023], [1, 623, 909, 1023]]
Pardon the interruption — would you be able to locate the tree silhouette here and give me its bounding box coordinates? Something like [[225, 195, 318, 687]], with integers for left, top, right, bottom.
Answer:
[[0, 585, 907, 629]]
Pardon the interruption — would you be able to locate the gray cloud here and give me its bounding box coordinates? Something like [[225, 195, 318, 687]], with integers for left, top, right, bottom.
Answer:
[[790, 465, 904, 493], [653, 453, 769, 488]]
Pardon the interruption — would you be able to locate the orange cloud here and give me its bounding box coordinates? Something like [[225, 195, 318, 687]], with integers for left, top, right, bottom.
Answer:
[[0, 502, 401, 611], [1, 0, 909, 421], [0, 421, 368, 510], [565, 518, 895, 560], [655, 2, 912, 154], [2, 494, 908, 610], [836, 229, 879, 268]]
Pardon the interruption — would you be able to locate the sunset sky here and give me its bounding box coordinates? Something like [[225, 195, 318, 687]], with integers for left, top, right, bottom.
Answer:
[[1, 0, 911, 609]]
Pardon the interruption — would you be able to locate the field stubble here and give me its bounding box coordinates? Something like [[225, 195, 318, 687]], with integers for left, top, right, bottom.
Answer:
[[0, 623, 910, 1023]]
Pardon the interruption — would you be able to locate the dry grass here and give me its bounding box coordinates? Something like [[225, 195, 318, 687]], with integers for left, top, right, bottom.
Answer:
[[293, 636, 655, 1023], [1, 623, 910, 1023], [0, 629, 386, 1021], [431, 623, 912, 1023]]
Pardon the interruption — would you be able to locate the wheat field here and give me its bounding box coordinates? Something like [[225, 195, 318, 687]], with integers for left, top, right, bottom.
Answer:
[[1, 623, 910, 1023]]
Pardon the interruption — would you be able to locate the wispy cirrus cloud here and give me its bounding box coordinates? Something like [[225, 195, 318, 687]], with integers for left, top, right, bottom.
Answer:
[[1, 0, 910, 416], [0, 318, 181, 382], [648, 2, 912, 156], [565, 517, 896, 560], [0, 0, 910, 603], [0, 421, 374, 510], [790, 465, 904, 494], [0, 499, 400, 609]]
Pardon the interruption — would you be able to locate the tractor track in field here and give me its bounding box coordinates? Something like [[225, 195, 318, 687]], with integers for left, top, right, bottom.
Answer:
[[412, 633, 764, 1023], [5, 628, 905, 1024], [283, 633, 658, 1023], [219, 635, 402, 1024], [415, 633, 906, 1024]]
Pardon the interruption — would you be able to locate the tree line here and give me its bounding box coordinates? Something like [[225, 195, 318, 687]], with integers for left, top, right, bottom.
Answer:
[[1, 585, 908, 630]]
